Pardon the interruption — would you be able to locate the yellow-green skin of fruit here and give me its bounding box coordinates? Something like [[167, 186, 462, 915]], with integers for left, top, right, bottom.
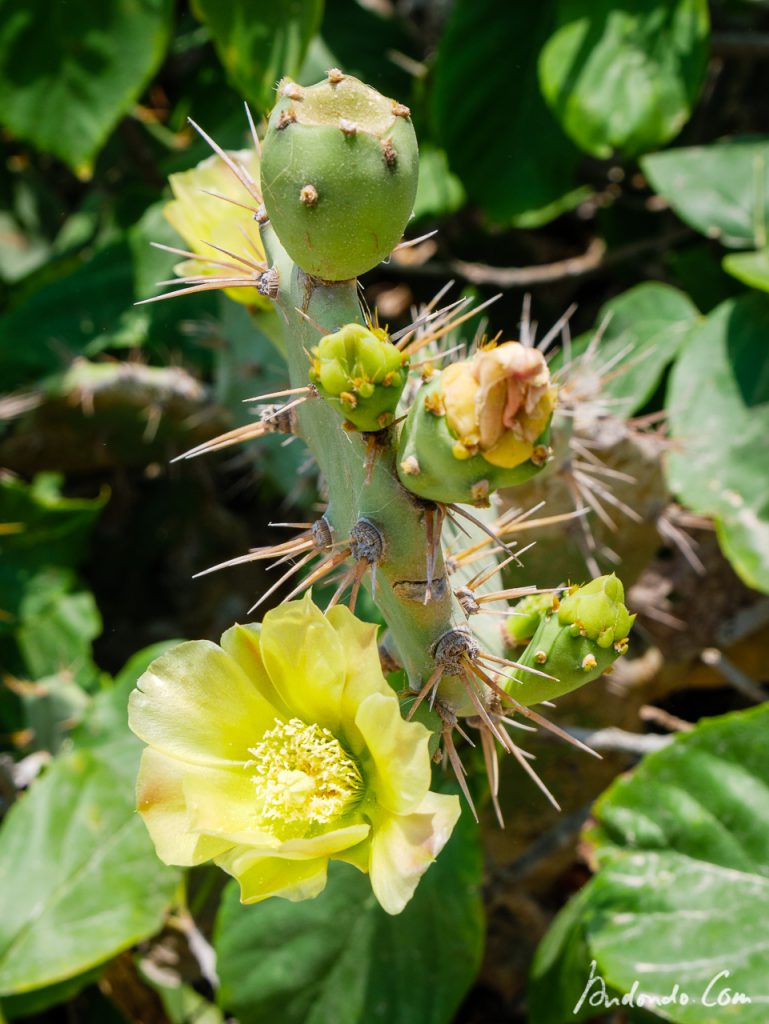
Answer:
[[310, 323, 407, 432], [396, 375, 551, 505], [261, 75, 419, 281], [505, 574, 635, 706]]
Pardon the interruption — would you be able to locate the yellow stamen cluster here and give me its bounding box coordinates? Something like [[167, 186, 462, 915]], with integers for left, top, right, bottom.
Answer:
[[249, 718, 363, 831]]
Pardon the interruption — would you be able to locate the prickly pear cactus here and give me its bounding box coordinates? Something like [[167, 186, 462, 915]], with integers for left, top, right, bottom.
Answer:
[[132, 70, 635, 913]]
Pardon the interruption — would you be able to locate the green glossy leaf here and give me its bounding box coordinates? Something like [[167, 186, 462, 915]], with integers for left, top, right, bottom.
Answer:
[[0, 475, 105, 634], [643, 139, 769, 248], [529, 882, 624, 1024], [0, 965, 103, 1019], [0, 0, 174, 174], [0, 736, 178, 995], [14, 672, 90, 755], [17, 586, 102, 690], [592, 705, 769, 871], [560, 282, 701, 416], [309, 0, 417, 101], [412, 145, 465, 223], [0, 244, 147, 391], [539, 0, 709, 158], [192, 0, 324, 113], [666, 293, 769, 591], [723, 248, 769, 292], [431, 2, 583, 225], [586, 853, 769, 1024], [532, 706, 769, 1023], [214, 808, 484, 1024]]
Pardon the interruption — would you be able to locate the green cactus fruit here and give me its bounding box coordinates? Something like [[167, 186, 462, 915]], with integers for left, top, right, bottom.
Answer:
[[260, 71, 419, 281], [309, 322, 408, 431], [504, 574, 635, 706], [396, 341, 556, 505], [506, 593, 557, 646]]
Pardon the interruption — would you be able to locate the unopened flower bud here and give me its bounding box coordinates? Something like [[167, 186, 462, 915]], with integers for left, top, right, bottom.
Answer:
[[504, 574, 635, 706], [309, 323, 407, 432], [506, 593, 557, 646]]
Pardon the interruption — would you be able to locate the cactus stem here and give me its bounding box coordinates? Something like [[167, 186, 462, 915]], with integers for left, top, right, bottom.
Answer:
[[423, 503, 447, 604]]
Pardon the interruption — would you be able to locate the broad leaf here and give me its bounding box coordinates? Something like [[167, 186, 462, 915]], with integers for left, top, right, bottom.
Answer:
[[643, 139, 769, 248], [214, 808, 484, 1024], [531, 705, 769, 1023], [0, 244, 147, 391], [723, 248, 769, 292], [540, 0, 709, 158], [587, 853, 769, 1024], [17, 586, 102, 690], [431, 2, 584, 225], [0, 475, 105, 634], [666, 293, 769, 591], [0, 0, 174, 174], [0, 737, 178, 994], [192, 0, 324, 113], [0, 653, 181, 996], [413, 145, 465, 223]]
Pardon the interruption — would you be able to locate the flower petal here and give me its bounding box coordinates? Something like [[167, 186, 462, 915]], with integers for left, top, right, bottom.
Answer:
[[355, 692, 431, 814], [220, 622, 291, 717], [182, 765, 275, 846], [136, 748, 233, 867], [259, 594, 346, 732], [325, 604, 391, 752], [216, 847, 329, 904], [369, 791, 461, 915], [129, 640, 280, 767]]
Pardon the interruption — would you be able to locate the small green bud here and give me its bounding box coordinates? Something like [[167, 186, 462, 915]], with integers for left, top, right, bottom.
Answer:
[[557, 574, 635, 649], [506, 593, 556, 646], [261, 73, 419, 281], [309, 323, 407, 432], [396, 342, 556, 505], [504, 574, 635, 706]]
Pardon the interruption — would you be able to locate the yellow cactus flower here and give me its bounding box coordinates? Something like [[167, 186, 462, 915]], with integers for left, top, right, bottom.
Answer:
[[128, 595, 460, 915], [164, 150, 270, 308], [442, 342, 556, 468]]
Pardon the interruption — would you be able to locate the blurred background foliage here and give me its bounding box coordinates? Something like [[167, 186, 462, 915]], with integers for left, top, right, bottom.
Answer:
[[1, 1, 769, 1022]]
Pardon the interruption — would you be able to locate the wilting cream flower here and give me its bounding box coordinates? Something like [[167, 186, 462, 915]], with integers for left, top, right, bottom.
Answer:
[[128, 595, 460, 914], [442, 341, 556, 467], [165, 150, 269, 308]]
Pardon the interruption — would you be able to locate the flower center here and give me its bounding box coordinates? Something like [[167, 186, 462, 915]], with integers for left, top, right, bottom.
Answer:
[[248, 718, 363, 831]]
